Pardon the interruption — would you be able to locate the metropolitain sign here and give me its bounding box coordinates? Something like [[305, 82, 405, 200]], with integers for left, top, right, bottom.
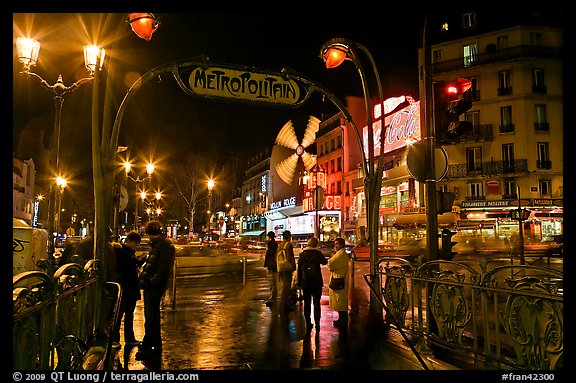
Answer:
[[188, 66, 302, 106]]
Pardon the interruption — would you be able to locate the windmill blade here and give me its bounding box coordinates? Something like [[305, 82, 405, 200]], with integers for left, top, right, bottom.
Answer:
[[301, 151, 316, 171], [275, 152, 299, 184], [275, 120, 299, 150], [301, 116, 320, 148]]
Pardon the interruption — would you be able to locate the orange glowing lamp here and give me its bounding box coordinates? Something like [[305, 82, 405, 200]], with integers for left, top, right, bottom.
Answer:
[[323, 47, 348, 69], [127, 13, 160, 41]]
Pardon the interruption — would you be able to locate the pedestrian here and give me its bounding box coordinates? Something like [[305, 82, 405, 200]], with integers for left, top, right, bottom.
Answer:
[[276, 230, 296, 314], [74, 229, 94, 264], [327, 237, 349, 328], [136, 221, 175, 361], [112, 230, 143, 348], [297, 236, 327, 332], [263, 231, 278, 307]]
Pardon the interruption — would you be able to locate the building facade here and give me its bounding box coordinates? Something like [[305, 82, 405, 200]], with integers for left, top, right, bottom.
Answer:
[[13, 156, 36, 226], [430, 12, 563, 242]]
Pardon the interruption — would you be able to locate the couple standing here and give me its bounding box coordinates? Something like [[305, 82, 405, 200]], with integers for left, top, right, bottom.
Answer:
[[263, 231, 349, 329]]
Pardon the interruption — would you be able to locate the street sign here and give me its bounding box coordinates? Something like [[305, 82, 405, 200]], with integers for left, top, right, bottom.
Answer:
[[313, 186, 325, 210], [119, 185, 128, 211], [406, 138, 448, 182]]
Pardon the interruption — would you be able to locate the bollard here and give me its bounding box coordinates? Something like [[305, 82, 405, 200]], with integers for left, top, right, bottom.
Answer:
[[171, 258, 177, 309], [243, 256, 247, 285]]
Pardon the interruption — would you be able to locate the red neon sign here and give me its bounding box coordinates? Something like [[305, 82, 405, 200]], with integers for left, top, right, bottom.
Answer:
[[363, 96, 421, 156]]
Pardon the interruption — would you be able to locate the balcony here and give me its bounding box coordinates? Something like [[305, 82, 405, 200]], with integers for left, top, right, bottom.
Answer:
[[446, 158, 528, 179], [499, 124, 515, 134], [534, 122, 550, 132], [497, 86, 513, 96], [432, 45, 563, 74], [536, 159, 552, 169], [532, 84, 547, 94]]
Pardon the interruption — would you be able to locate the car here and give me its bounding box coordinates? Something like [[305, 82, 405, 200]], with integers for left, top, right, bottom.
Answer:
[[135, 236, 151, 259], [292, 241, 308, 258], [350, 242, 396, 261]]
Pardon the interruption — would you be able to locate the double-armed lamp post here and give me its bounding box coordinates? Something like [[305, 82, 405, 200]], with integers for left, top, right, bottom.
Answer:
[[16, 37, 104, 257], [123, 161, 155, 232], [320, 38, 386, 320]]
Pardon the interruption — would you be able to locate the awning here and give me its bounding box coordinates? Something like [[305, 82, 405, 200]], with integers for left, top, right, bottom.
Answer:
[[393, 212, 459, 229], [239, 230, 265, 237]]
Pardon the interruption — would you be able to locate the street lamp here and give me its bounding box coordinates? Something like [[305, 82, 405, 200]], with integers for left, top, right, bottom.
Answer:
[[320, 37, 386, 321], [55, 176, 68, 245], [207, 178, 215, 238], [127, 13, 160, 41], [123, 160, 155, 232], [16, 36, 104, 258]]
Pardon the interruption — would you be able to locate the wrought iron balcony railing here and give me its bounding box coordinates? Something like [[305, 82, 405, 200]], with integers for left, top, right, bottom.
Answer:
[[446, 158, 528, 179]]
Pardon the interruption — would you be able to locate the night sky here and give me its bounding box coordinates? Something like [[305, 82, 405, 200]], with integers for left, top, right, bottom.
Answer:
[[11, 11, 433, 210]]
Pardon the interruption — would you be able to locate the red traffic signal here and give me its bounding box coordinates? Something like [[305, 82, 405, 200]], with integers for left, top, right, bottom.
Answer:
[[434, 78, 473, 144]]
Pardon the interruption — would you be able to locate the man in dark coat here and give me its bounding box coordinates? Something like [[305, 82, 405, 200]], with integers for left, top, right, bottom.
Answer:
[[263, 231, 278, 307], [297, 236, 328, 331], [112, 230, 142, 347], [135, 221, 175, 361]]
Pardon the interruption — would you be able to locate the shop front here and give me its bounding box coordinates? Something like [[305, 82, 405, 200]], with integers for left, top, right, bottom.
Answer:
[[459, 198, 563, 243]]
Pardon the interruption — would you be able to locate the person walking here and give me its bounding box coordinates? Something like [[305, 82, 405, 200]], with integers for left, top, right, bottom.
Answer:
[[135, 221, 175, 361], [297, 236, 327, 332], [112, 230, 142, 348], [328, 237, 349, 328], [263, 231, 278, 307], [276, 230, 296, 315]]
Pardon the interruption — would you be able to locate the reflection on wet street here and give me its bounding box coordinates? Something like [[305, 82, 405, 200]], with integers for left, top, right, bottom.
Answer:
[[117, 254, 385, 370]]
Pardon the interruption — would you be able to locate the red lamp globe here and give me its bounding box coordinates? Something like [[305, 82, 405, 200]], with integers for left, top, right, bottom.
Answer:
[[127, 13, 160, 41]]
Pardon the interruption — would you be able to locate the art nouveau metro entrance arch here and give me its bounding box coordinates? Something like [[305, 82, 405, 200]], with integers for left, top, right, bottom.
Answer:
[[93, 57, 389, 318]]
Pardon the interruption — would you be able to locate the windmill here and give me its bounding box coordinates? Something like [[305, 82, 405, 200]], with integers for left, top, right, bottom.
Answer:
[[272, 116, 320, 185]]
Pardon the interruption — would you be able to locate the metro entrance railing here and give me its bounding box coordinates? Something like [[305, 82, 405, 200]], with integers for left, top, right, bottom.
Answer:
[[365, 255, 563, 370]]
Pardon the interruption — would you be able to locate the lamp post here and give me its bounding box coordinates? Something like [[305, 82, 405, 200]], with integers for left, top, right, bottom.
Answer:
[[123, 161, 155, 233], [55, 176, 68, 244], [16, 37, 104, 258], [320, 38, 386, 320], [207, 178, 215, 239]]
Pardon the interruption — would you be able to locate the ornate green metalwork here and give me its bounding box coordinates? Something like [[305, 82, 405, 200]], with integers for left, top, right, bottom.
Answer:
[[500, 276, 563, 369], [429, 270, 472, 344]]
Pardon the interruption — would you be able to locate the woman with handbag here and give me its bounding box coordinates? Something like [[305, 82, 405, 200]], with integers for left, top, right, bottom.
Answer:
[[327, 237, 349, 328]]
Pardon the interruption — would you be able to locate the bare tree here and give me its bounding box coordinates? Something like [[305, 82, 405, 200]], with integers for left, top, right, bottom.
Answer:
[[170, 152, 213, 236]]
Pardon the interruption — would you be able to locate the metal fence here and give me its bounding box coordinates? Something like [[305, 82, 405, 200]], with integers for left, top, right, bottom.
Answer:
[[368, 255, 563, 370], [13, 259, 121, 370]]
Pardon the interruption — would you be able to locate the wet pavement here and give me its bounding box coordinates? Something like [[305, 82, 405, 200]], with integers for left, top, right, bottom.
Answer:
[[112, 253, 404, 371]]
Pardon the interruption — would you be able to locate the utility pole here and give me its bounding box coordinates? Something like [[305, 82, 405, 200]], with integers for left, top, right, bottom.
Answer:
[[420, 14, 440, 262]]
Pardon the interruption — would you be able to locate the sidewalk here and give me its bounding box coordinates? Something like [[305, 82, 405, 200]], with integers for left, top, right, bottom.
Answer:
[[112, 258, 429, 371]]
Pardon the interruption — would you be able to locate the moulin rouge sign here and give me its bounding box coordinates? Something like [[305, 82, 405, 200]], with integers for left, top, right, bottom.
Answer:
[[363, 96, 421, 156]]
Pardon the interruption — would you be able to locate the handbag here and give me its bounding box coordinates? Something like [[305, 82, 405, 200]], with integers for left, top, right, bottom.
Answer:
[[329, 276, 345, 290]]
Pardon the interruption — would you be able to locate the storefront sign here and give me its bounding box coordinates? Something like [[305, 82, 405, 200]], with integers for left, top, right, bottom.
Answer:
[[287, 215, 314, 235], [461, 199, 530, 208], [189, 66, 301, 105], [532, 198, 563, 207], [303, 194, 341, 212], [364, 96, 421, 156], [269, 196, 296, 210]]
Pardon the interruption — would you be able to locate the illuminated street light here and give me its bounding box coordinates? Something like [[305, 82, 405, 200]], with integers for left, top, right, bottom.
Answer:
[[16, 36, 104, 257], [55, 176, 68, 244], [207, 178, 215, 238], [123, 160, 155, 232]]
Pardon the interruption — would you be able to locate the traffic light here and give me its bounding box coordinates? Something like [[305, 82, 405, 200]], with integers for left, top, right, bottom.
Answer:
[[434, 78, 473, 144], [440, 228, 457, 260]]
